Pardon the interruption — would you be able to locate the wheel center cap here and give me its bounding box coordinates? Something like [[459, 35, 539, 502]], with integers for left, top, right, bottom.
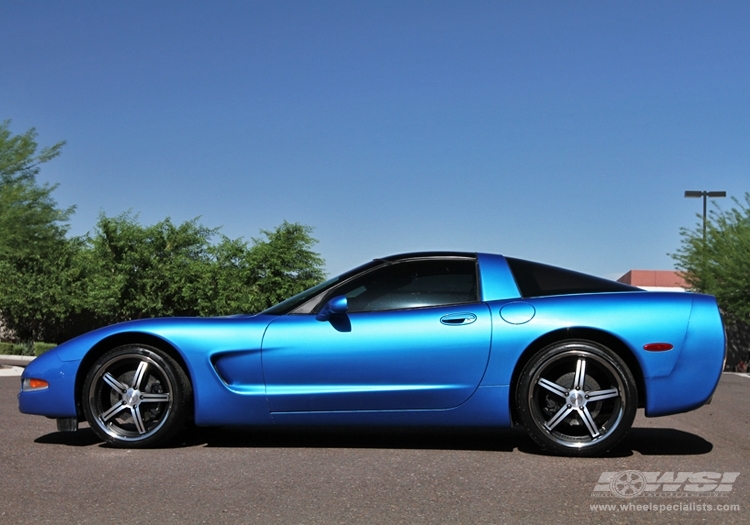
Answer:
[[568, 390, 586, 409], [124, 387, 141, 407]]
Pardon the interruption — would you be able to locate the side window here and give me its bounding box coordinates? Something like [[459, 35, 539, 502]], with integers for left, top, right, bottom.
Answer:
[[322, 258, 478, 313], [505, 257, 639, 297]]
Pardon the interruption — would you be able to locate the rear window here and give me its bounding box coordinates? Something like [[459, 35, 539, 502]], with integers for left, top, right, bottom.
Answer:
[[506, 257, 640, 298]]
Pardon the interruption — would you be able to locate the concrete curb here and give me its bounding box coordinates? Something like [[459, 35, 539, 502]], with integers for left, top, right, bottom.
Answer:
[[0, 355, 35, 368]]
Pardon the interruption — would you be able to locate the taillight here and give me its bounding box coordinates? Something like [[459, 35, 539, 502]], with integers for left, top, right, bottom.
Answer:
[[643, 343, 674, 352]]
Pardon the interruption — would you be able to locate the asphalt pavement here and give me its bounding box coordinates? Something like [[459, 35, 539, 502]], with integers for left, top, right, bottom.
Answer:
[[0, 357, 748, 525]]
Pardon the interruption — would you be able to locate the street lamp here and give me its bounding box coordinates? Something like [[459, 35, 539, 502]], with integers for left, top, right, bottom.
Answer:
[[684, 190, 726, 240]]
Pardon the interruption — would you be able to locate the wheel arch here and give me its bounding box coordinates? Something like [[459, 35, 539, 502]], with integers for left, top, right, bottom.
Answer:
[[74, 332, 193, 419], [508, 327, 646, 425]]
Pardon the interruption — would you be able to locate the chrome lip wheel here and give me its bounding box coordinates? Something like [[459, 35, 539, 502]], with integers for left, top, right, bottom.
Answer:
[[528, 349, 626, 450], [88, 354, 173, 441]]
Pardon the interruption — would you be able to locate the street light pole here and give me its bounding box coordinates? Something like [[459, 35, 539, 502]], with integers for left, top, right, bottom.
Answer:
[[684, 190, 726, 240]]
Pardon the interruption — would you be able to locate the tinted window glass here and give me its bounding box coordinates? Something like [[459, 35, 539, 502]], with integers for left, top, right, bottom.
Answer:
[[322, 258, 478, 312], [262, 259, 382, 315], [506, 257, 639, 298]]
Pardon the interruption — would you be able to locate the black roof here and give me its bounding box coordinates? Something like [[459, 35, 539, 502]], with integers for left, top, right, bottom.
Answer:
[[378, 251, 476, 262]]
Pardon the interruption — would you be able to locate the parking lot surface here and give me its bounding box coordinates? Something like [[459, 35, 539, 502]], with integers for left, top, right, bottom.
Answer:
[[1, 373, 747, 524]]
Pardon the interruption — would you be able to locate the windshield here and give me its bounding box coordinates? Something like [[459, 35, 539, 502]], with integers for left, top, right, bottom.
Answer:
[[261, 276, 341, 315], [260, 259, 381, 315]]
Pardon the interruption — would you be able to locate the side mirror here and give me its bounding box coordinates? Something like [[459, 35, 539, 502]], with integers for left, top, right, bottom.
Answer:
[[316, 295, 348, 321]]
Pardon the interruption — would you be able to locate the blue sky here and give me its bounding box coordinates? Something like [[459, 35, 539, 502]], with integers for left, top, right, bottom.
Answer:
[[1, 1, 748, 278]]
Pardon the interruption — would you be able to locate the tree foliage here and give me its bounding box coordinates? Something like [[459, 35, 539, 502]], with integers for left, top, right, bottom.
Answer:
[[0, 121, 326, 343], [0, 121, 79, 342], [82, 213, 219, 324], [0, 121, 65, 181], [0, 121, 71, 258], [81, 214, 325, 327], [247, 222, 326, 310], [672, 193, 750, 323], [0, 238, 88, 342], [2, 212, 326, 342]]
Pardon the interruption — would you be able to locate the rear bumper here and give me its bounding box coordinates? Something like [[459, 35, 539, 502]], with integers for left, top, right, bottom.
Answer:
[[644, 294, 725, 417]]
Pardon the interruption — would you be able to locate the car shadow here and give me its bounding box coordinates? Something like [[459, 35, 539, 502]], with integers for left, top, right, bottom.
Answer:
[[34, 426, 102, 447], [616, 427, 713, 456], [174, 426, 530, 452], [508, 427, 712, 457], [34, 424, 713, 456]]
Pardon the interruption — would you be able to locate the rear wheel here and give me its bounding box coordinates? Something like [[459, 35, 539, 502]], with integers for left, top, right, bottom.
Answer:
[[82, 345, 191, 448], [515, 340, 636, 456]]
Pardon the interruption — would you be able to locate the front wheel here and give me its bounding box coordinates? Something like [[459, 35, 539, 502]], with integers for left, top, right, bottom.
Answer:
[[515, 340, 637, 456], [82, 345, 191, 448]]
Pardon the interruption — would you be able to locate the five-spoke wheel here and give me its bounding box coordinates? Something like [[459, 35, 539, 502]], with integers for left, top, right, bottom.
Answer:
[[516, 340, 636, 456], [82, 345, 191, 448]]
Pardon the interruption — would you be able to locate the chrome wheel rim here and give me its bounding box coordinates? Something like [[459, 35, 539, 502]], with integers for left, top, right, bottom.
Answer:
[[528, 349, 625, 449], [88, 353, 173, 442]]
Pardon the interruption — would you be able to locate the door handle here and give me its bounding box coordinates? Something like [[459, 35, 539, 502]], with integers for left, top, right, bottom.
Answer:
[[440, 313, 477, 325]]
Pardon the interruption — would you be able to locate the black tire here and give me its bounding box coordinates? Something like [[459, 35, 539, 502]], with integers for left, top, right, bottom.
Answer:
[[82, 344, 192, 448], [515, 340, 637, 456]]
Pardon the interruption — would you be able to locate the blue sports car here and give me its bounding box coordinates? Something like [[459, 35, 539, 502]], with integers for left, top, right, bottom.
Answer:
[[18, 252, 725, 456]]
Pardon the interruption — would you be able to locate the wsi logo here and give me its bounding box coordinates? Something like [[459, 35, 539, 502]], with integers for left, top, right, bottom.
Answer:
[[592, 471, 740, 498]]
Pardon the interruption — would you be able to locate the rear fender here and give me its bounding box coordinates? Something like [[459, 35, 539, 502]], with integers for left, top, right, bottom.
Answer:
[[644, 294, 725, 416]]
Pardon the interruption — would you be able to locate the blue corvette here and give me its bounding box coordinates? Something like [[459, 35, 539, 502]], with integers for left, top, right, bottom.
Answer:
[[19, 252, 725, 456]]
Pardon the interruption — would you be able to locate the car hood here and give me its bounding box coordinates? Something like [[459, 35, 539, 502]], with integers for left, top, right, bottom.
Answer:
[[50, 314, 277, 362]]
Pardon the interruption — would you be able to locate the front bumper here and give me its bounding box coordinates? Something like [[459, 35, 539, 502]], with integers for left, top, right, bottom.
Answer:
[[18, 351, 79, 418]]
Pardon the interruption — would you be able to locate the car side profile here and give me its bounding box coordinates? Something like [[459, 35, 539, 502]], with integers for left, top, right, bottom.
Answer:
[[18, 252, 725, 456]]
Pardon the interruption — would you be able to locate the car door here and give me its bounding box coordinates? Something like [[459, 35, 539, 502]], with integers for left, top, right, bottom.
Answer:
[[261, 257, 492, 412]]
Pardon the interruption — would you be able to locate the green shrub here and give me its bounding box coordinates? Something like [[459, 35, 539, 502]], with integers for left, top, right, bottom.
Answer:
[[17, 342, 34, 356], [0, 342, 56, 356], [34, 343, 57, 356]]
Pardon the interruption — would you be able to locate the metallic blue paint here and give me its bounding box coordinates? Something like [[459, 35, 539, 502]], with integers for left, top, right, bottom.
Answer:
[[476, 253, 520, 301], [262, 303, 491, 412], [17, 351, 78, 417], [18, 252, 725, 437], [499, 302, 536, 324], [315, 295, 349, 321]]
